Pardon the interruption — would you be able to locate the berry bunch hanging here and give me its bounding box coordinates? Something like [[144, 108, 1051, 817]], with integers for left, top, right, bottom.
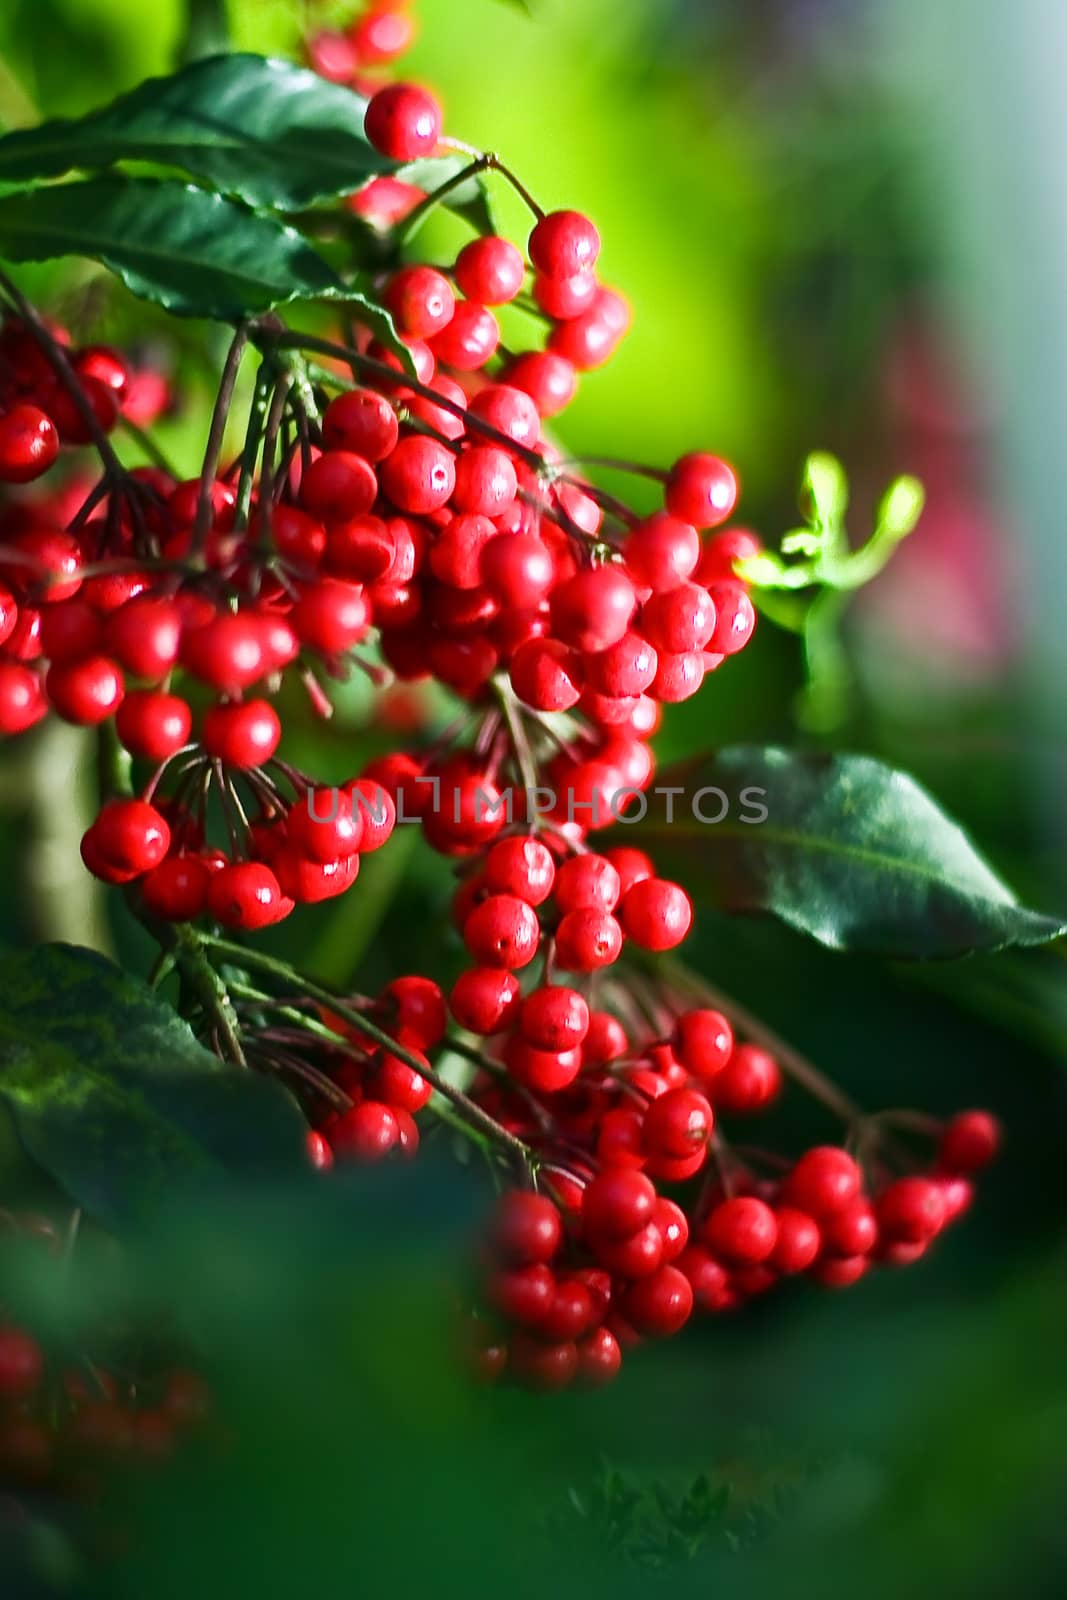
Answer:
[[0, 0, 1012, 1408]]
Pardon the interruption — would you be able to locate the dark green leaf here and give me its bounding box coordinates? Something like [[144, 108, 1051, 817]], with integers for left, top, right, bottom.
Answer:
[[0, 54, 388, 211], [0, 943, 306, 1227], [0, 177, 343, 318], [634, 746, 1067, 957]]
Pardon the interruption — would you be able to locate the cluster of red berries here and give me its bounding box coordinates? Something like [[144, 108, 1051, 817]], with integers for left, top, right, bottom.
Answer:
[[0, 1220, 210, 1490], [306, 1, 418, 95], [464, 1107, 1001, 1389]]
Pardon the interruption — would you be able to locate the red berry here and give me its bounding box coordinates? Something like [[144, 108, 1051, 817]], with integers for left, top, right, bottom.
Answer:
[[587, 631, 658, 698], [785, 1147, 862, 1218], [622, 1264, 693, 1337], [180, 612, 264, 693], [510, 1333, 577, 1391], [876, 1177, 946, 1243], [642, 1087, 714, 1160], [769, 1208, 821, 1274], [331, 1100, 401, 1161], [481, 534, 555, 607], [455, 236, 525, 305], [485, 836, 555, 905], [820, 1199, 878, 1257], [0, 1326, 44, 1398], [486, 1262, 554, 1325], [554, 854, 621, 914], [938, 1110, 1001, 1173], [712, 1045, 782, 1115], [140, 853, 210, 921], [576, 1326, 622, 1385], [288, 787, 364, 862], [322, 388, 399, 462], [90, 798, 171, 876], [452, 446, 517, 516], [381, 434, 456, 513], [384, 265, 456, 339], [539, 1278, 598, 1341], [704, 1197, 778, 1265], [449, 967, 521, 1034], [0, 404, 59, 483], [506, 1036, 581, 1094], [533, 270, 597, 320], [490, 1192, 563, 1265], [596, 1220, 664, 1278], [640, 582, 716, 653], [463, 893, 540, 969], [300, 450, 378, 521], [109, 597, 183, 682], [618, 877, 692, 951], [0, 662, 47, 733], [675, 1009, 733, 1079], [706, 581, 756, 655], [206, 861, 285, 929], [582, 1168, 656, 1241], [505, 351, 577, 417], [371, 1046, 432, 1113], [665, 453, 738, 529], [552, 566, 636, 653], [364, 83, 442, 161], [554, 907, 623, 971], [652, 1197, 689, 1261], [382, 975, 447, 1048], [344, 777, 397, 852], [430, 302, 500, 371], [202, 699, 281, 768], [520, 986, 590, 1051], [529, 210, 601, 280], [115, 689, 191, 760], [290, 580, 369, 653]]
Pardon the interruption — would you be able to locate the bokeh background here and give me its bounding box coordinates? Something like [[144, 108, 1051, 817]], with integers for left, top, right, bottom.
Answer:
[[1, 1, 1066, 1595]]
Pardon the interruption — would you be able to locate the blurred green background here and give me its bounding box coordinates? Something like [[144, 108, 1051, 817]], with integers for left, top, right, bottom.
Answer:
[[1, 0, 1066, 1595]]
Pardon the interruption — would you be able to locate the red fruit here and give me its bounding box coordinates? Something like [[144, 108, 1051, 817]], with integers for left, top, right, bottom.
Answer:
[[455, 236, 525, 305], [487, 1262, 554, 1325], [452, 446, 517, 516], [322, 388, 399, 462], [677, 1246, 733, 1313], [769, 1208, 821, 1274], [180, 612, 264, 693], [349, 7, 416, 63], [5, 528, 81, 603], [364, 83, 442, 161], [554, 854, 621, 914], [552, 566, 636, 653], [597, 1107, 647, 1170], [290, 580, 369, 653], [140, 853, 210, 921], [449, 967, 521, 1034], [206, 862, 285, 930], [381, 434, 456, 513], [491, 1192, 563, 1265], [0, 1326, 44, 1398], [384, 265, 456, 339], [506, 1036, 581, 1093], [596, 1220, 665, 1278], [511, 633, 585, 710], [695, 526, 762, 585], [938, 1110, 1001, 1173], [533, 270, 597, 320], [603, 846, 654, 897], [785, 1147, 862, 1218], [712, 1045, 782, 1115], [652, 1197, 689, 1261], [115, 689, 191, 760], [505, 351, 577, 417], [876, 1177, 946, 1243], [371, 1046, 432, 1113], [0, 404, 59, 483], [90, 798, 171, 875], [812, 1254, 869, 1288], [675, 1009, 733, 1079], [538, 1279, 598, 1341], [202, 699, 281, 768], [481, 534, 555, 607], [665, 453, 738, 529], [331, 1100, 401, 1161], [643, 1088, 714, 1160], [0, 662, 47, 733], [108, 597, 183, 682], [382, 975, 447, 1048], [582, 1168, 656, 1240], [623, 1265, 693, 1337], [344, 777, 397, 851], [577, 1326, 622, 1385], [74, 345, 128, 397], [821, 1199, 878, 1257], [288, 787, 364, 862], [485, 836, 555, 905], [306, 1129, 333, 1171], [554, 907, 623, 971], [706, 580, 756, 655], [510, 1333, 578, 1391], [273, 848, 359, 903], [529, 210, 601, 280], [640, 582, 716, 653], [300, 450, 378, 521], [587, 631, 658, 698], [618, 877, 692, 951], [703, 1197, 778, 1264], [521, 986, 590, 1052], [463, 893, 540, 969], [430, 302, 500, 370]]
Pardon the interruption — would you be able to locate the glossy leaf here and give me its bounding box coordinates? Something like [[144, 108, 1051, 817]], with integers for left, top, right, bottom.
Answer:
[[0, 943, 306, 1227], [634, 746, 1067, 957], [0, 177, 344, 318], [0, 54, 387, 211]]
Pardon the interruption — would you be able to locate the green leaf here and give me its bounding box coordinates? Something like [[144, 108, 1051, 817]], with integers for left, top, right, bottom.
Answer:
[[0, 943, 306, 1227], [0, 54, 388, 211], [632, 746, 1067, 957], [397, 154, 498, 235], [0, 177, 343, 318]]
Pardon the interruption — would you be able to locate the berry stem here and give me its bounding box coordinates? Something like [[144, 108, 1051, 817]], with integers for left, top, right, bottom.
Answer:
[[192, 322, 250, 557], [197, 935, 539, 1169], [398, 154, 492, 243]]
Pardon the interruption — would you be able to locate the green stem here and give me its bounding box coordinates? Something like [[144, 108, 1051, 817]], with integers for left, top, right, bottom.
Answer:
[[192, 323, 249, 558], [178, 0, 231, 64], [198, 935, 536, 1168]]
